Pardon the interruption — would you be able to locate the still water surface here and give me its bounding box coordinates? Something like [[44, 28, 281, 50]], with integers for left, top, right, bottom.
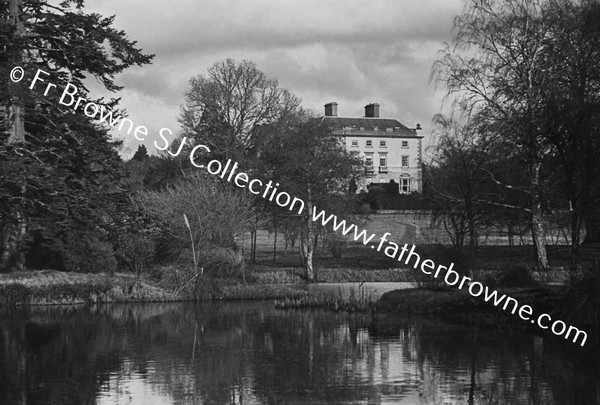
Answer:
[[0, 298, 598, 404]]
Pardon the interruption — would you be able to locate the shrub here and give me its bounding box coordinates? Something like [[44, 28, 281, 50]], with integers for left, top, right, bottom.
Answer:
[[58, 232, 118, 273], [406, 245, 473, 290], [202, 247, 244, 279], [117, 234, 156, 277], [559, 269, 600, 327], [494, 266, 538, 287], [325, 233, 348, 259]]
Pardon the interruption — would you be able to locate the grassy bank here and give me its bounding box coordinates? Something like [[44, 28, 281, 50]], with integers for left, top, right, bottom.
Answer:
[[0, 270, 319, 306], [274, 284, 377, 312], [251, 267, 411, 283], [0, 270, 177, 305], [375, 287, 562, 330]]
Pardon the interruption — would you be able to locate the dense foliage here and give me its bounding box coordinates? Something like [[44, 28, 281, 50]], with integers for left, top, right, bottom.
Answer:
[[0, 0, 153, 271]]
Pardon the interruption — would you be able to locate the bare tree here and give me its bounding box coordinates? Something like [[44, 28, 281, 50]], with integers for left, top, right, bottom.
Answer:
[[140, 173, 254, 279], [427, 115, 493, 249], [179, 59, 300, 161], [432, 0, 557, 270], [536, 0, 600, 272], [259, 116, 361, 282]]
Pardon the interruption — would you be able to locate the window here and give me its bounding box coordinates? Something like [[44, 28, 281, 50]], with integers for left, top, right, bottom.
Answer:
[[401, 140, 408, 148], [401, 155, 409, 168], [351, 139, 358, 147], [379, 155, 387, 173], [365, 154, 374, 176], [400, 178, 411, 193], [379, 140, 387, 148], [366, 140, 373, 147]]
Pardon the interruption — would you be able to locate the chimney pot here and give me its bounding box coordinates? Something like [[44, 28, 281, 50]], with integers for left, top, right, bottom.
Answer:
[[324, 102, 338, 117], [365, 103, 380, 118]]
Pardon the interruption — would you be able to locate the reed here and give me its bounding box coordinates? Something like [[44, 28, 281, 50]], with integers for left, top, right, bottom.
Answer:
[[274, 283, 377, 313]]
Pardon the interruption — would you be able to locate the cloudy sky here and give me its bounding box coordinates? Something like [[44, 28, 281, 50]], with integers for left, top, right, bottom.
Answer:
[[85, 0, 464, 156]]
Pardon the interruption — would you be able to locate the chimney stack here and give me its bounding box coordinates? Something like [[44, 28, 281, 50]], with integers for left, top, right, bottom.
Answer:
[[324, 102, 338, 117], [364, 103, 380, 118]]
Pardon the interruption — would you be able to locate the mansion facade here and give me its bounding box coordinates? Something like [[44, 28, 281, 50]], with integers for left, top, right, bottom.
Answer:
[[320, 102, 423, 194]]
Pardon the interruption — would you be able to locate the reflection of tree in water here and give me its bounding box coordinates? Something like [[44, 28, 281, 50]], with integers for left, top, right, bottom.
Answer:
[[0, 306, 124, 404], [369, 315, 600, 404], [0, 304, 598, 404]]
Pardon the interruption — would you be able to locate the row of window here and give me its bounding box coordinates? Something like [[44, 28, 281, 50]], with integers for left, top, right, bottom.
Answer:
[[351, 139, 409, 148], [362, 154, 410, 168]]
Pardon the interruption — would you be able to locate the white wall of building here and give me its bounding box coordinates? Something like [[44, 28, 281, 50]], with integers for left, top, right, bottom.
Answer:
[[343, 134, 422, 193]]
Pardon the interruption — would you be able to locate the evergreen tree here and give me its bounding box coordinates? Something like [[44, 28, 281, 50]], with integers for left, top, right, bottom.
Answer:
[[131, 145, 149, 161], [0, 0, 153, 271]]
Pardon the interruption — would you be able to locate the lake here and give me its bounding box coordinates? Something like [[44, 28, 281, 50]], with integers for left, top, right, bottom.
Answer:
[[0, 299, 597, 404]]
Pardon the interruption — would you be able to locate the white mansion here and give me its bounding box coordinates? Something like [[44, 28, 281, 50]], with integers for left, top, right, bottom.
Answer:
[[320, 102, 423, 194]]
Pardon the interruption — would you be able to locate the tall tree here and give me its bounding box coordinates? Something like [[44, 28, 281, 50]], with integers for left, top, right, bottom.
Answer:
[[427, 115, 492, 249], [433, 0, 557, 270], [179, 58, 300, 163], [0, 0, 153, 271], [538, 0, 600, 258], [260, 114, 361, 281]]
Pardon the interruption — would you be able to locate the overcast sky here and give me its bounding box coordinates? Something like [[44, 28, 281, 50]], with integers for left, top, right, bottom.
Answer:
[[85, 0, 464, 156]]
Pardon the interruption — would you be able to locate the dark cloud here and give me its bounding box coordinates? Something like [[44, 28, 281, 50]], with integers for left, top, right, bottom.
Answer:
[[83, 0, 462, 154]]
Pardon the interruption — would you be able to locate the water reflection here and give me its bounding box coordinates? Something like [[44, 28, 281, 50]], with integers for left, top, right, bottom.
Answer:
[[0, 302, 598, 404]]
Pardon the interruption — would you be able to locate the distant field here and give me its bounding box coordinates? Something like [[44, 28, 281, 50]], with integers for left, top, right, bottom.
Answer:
[[235, 210, 590, 281], [236, 210, 571, 253]]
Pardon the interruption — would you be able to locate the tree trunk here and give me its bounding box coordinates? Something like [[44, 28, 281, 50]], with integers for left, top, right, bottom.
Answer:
[[583, 203, 600, 244], [465, 182, 478, 248], [301, 186, 316, 282], [251, 229, 257, 263], [531, 206, 548, 271], [0, 0, 27, 272], [0, 207, 26, 271], [273, 227, 277, 262], [530, 162, 549, 271], [568, 198, 582, 274], [300, 235, 315, 282]]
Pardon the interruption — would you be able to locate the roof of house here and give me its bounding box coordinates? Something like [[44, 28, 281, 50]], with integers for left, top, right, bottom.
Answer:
[[320, 116, 410, 130], [320, 116, 421, 137]]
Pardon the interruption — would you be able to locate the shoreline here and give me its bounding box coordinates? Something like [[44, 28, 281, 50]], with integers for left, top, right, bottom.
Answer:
[[0, 271, 580, 331], [2, 270, 595, 347], [0, 270, 344, 307], [374, 286, 573, 334]]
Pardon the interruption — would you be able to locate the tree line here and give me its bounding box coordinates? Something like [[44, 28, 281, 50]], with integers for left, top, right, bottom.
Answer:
[[428, 0, 600, 274], [5, 0, 599, 287], [0, 1, 362, 284]]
